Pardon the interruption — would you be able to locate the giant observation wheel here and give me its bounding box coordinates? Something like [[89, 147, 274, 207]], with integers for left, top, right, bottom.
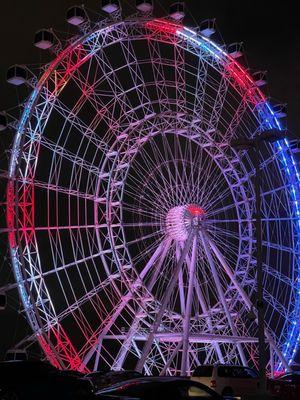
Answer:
[[4, 2, 300, 375]]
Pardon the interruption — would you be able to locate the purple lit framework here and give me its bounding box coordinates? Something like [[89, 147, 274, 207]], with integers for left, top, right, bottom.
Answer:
[[4, 17, 300, 375]]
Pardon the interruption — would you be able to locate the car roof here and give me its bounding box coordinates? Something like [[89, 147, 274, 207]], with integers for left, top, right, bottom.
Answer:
[[194, 364, 253, 368], [97, 376, 219, 394], [85, 370, 109, 377], [108, 370, 140, 373]]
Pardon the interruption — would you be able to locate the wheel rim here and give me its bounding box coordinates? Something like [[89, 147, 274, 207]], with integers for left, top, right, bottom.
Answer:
[[7, 18, 300, 374]]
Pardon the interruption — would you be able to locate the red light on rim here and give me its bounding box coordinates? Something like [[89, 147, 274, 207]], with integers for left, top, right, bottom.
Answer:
[[145, 18, 182, 35]]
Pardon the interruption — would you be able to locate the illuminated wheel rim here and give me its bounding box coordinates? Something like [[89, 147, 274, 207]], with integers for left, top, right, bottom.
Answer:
[[7, 18, 300, 374]]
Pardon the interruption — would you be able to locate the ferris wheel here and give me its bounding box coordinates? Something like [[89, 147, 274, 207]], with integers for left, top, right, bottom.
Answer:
[[2, 1, 300, 376]]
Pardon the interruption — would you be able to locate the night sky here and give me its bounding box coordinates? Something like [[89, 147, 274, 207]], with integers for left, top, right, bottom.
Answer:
[[0, 0, 299, 362]]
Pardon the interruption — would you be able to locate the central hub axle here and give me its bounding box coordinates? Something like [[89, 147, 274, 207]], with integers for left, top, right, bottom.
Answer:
[[165, 204, 205, 241]]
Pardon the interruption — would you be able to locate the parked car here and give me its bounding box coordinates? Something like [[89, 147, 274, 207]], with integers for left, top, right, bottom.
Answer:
[[87, 370, 143, 390], [0, 360, 94, 400], [191, 364, 259, 398], [96, 376, 224, 399], [268, 372, 300, 399]]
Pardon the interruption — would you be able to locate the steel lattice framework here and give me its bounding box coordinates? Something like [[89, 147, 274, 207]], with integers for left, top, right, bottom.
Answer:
[[4, 16, 300, 375]]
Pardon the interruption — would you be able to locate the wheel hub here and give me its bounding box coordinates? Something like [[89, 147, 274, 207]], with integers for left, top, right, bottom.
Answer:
[[165, 204, 205, 241]]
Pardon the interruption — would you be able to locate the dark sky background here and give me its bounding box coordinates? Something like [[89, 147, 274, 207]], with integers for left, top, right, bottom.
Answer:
[[0, 0, 299, 362]]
